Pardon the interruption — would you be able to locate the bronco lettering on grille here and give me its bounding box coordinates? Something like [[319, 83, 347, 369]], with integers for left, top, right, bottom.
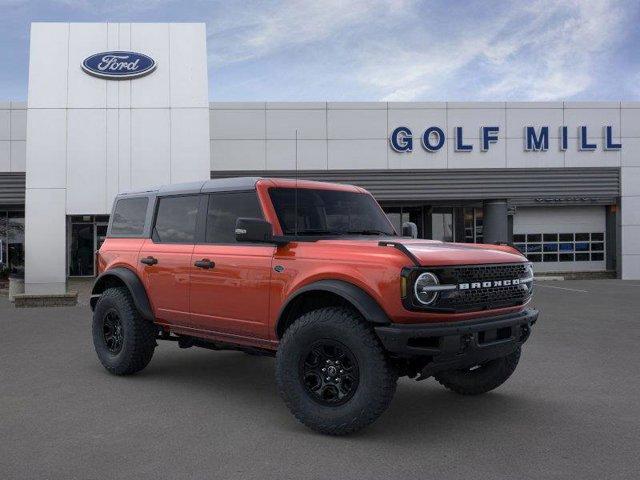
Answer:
[[459, 279, 521, 290]]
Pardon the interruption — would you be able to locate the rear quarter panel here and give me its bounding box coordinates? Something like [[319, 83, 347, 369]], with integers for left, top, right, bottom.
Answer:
[[97, 238, 146, 274]]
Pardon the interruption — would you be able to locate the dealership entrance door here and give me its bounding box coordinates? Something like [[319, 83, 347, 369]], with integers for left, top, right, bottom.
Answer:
[[67, 216, 109, 277], [382, 204, 484, 243]]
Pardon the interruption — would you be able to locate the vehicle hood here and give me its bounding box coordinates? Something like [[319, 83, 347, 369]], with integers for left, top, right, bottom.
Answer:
[[394, 239, 526, 266], [314, 237, 527, 266]]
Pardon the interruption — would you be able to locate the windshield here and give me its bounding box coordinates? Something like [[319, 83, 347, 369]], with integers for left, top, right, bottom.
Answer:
[[269, 188, 396, 236]]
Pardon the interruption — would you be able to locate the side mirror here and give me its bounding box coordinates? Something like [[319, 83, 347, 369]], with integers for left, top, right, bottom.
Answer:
[[402, 221, 418, 239], [235, 218, 274, 243]]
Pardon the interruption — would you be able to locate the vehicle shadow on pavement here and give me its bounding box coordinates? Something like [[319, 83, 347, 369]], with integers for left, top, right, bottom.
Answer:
[[121, 345, 556, 442]]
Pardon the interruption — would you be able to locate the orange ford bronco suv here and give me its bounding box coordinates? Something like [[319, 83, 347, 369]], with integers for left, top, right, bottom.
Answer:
[[91, 177, 537, 435]]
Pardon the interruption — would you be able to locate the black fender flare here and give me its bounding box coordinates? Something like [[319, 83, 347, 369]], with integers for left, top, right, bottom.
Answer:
[[90, 267, 154, 321], [276, 279, 390, 338]]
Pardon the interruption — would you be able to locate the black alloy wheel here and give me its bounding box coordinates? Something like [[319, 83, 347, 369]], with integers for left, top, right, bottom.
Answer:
[[300, 339, 359, 406], [102, 309, 124, 354]]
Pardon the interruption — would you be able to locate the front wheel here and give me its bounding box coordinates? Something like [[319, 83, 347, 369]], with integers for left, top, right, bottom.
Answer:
[[434, 347, 521, 395], [275, 307, 397, 436], [92, 287, 157, 375]]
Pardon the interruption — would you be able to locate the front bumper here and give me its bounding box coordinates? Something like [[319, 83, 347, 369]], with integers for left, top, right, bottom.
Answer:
[[375, 308, 538, 375]]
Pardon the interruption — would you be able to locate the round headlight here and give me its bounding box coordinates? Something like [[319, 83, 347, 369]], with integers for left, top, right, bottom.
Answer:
[[414, 272, 440, 306]]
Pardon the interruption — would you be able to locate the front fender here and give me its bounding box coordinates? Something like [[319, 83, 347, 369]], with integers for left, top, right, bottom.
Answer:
[[276, 279, 391, 338]]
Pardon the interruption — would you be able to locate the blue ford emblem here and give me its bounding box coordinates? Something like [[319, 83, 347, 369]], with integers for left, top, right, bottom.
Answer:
[[82, 51, 156, 80]]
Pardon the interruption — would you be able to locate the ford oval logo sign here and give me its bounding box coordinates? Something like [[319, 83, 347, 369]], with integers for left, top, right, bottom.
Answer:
[[82, 51, 156, 80]]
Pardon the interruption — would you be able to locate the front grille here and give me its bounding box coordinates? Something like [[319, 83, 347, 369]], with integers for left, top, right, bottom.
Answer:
[[447, 263, 529, 283], [410, 263, 533, 312]]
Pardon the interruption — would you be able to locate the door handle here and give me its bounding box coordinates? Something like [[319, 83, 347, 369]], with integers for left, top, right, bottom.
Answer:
[[140, 256, 158, 266], [194, 259, 215, 269]]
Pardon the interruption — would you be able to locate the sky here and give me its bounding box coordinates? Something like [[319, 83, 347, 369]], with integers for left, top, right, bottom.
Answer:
[[1, 0, 639, 102]]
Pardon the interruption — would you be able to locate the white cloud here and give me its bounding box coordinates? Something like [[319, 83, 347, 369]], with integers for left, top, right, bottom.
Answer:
[[208, 0, 412, 66], [357, 0, 627, 101]]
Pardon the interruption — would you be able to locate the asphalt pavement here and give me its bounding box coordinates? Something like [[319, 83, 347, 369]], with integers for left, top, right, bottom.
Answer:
[[1, 280, 639, 479]]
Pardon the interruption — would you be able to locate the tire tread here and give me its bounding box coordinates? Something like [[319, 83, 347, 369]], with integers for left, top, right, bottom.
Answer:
[[276, 306, 397, 436], [93, 287, 156, 376]]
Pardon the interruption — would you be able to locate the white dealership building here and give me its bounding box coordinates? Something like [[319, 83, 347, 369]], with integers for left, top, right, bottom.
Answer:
[[1, 22, 640, 295]]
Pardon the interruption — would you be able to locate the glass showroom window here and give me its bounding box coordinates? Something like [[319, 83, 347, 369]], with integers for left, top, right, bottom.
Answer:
[[513, 232, 605, 263], [0, 211, 25, 278]]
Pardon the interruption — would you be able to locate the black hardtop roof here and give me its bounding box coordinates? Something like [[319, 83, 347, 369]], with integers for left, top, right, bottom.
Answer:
[[116, 177, 263, 197]]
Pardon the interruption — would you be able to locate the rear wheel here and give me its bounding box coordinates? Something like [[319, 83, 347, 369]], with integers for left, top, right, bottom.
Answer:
[[434, 347, 521, 395], [276, 307, 397, 436], [92, 287, 156, 375]]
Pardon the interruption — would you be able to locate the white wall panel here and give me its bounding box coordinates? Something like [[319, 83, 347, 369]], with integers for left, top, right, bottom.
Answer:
[[387, 108, 447, 138], [28, 23, 68, 108], [105, 108, 119, 205], [170, 108, 210, 183], [0, 141, 9, 171], [117, 23, 132, 109], [388, 144, 445, 169], [328, 102, 385, 110], [506, 108, 563, 138], [621, 225, 640, 255], [130, 108, 171, 189], [66, 109, 107, 214], [564, 143, 620, 168], [328, 110, 386, 139], [266, 109, 326, 139], [266, 139, 327, 170], [11, 141, 26, 172], [267, 102, 325, 110], [211, 140, 265, 170], [130, 23, 170, 108], [328, 140, 387, 169], [621, 196, 640, 226], [24, 22, 211, 293], [0, 110, 9, 140], [621, 108, 640, 138], [564, 107, 620, 138], [621, 254, 640, 279], [446, 137, 506, 169], [447, 108, 506, 141], [106, 23, 119, 108], [117, 109, 131, 191], [622, 138, 640, 166], [25, 188, 66, 293], [67, 23, 108, 109], [506, 138, 564, 168], [210, 109, 265, 139], [25, 109, 67, 189], [169, 23, 208, 108], [266, 140, 294, 170], [622, 166, 640, 196], [10, 109, 27, 140]]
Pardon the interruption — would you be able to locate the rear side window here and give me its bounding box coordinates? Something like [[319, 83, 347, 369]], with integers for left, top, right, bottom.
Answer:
[[153, 195, 200, 243], [205, 192, 263, 243], [110, 197, 148, 236]]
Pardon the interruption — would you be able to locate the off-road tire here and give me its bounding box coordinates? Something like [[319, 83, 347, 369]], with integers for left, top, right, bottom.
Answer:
[[434, 347, 521, 395], [275, 307, 397, 436], [92, 287, 156, 375]]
